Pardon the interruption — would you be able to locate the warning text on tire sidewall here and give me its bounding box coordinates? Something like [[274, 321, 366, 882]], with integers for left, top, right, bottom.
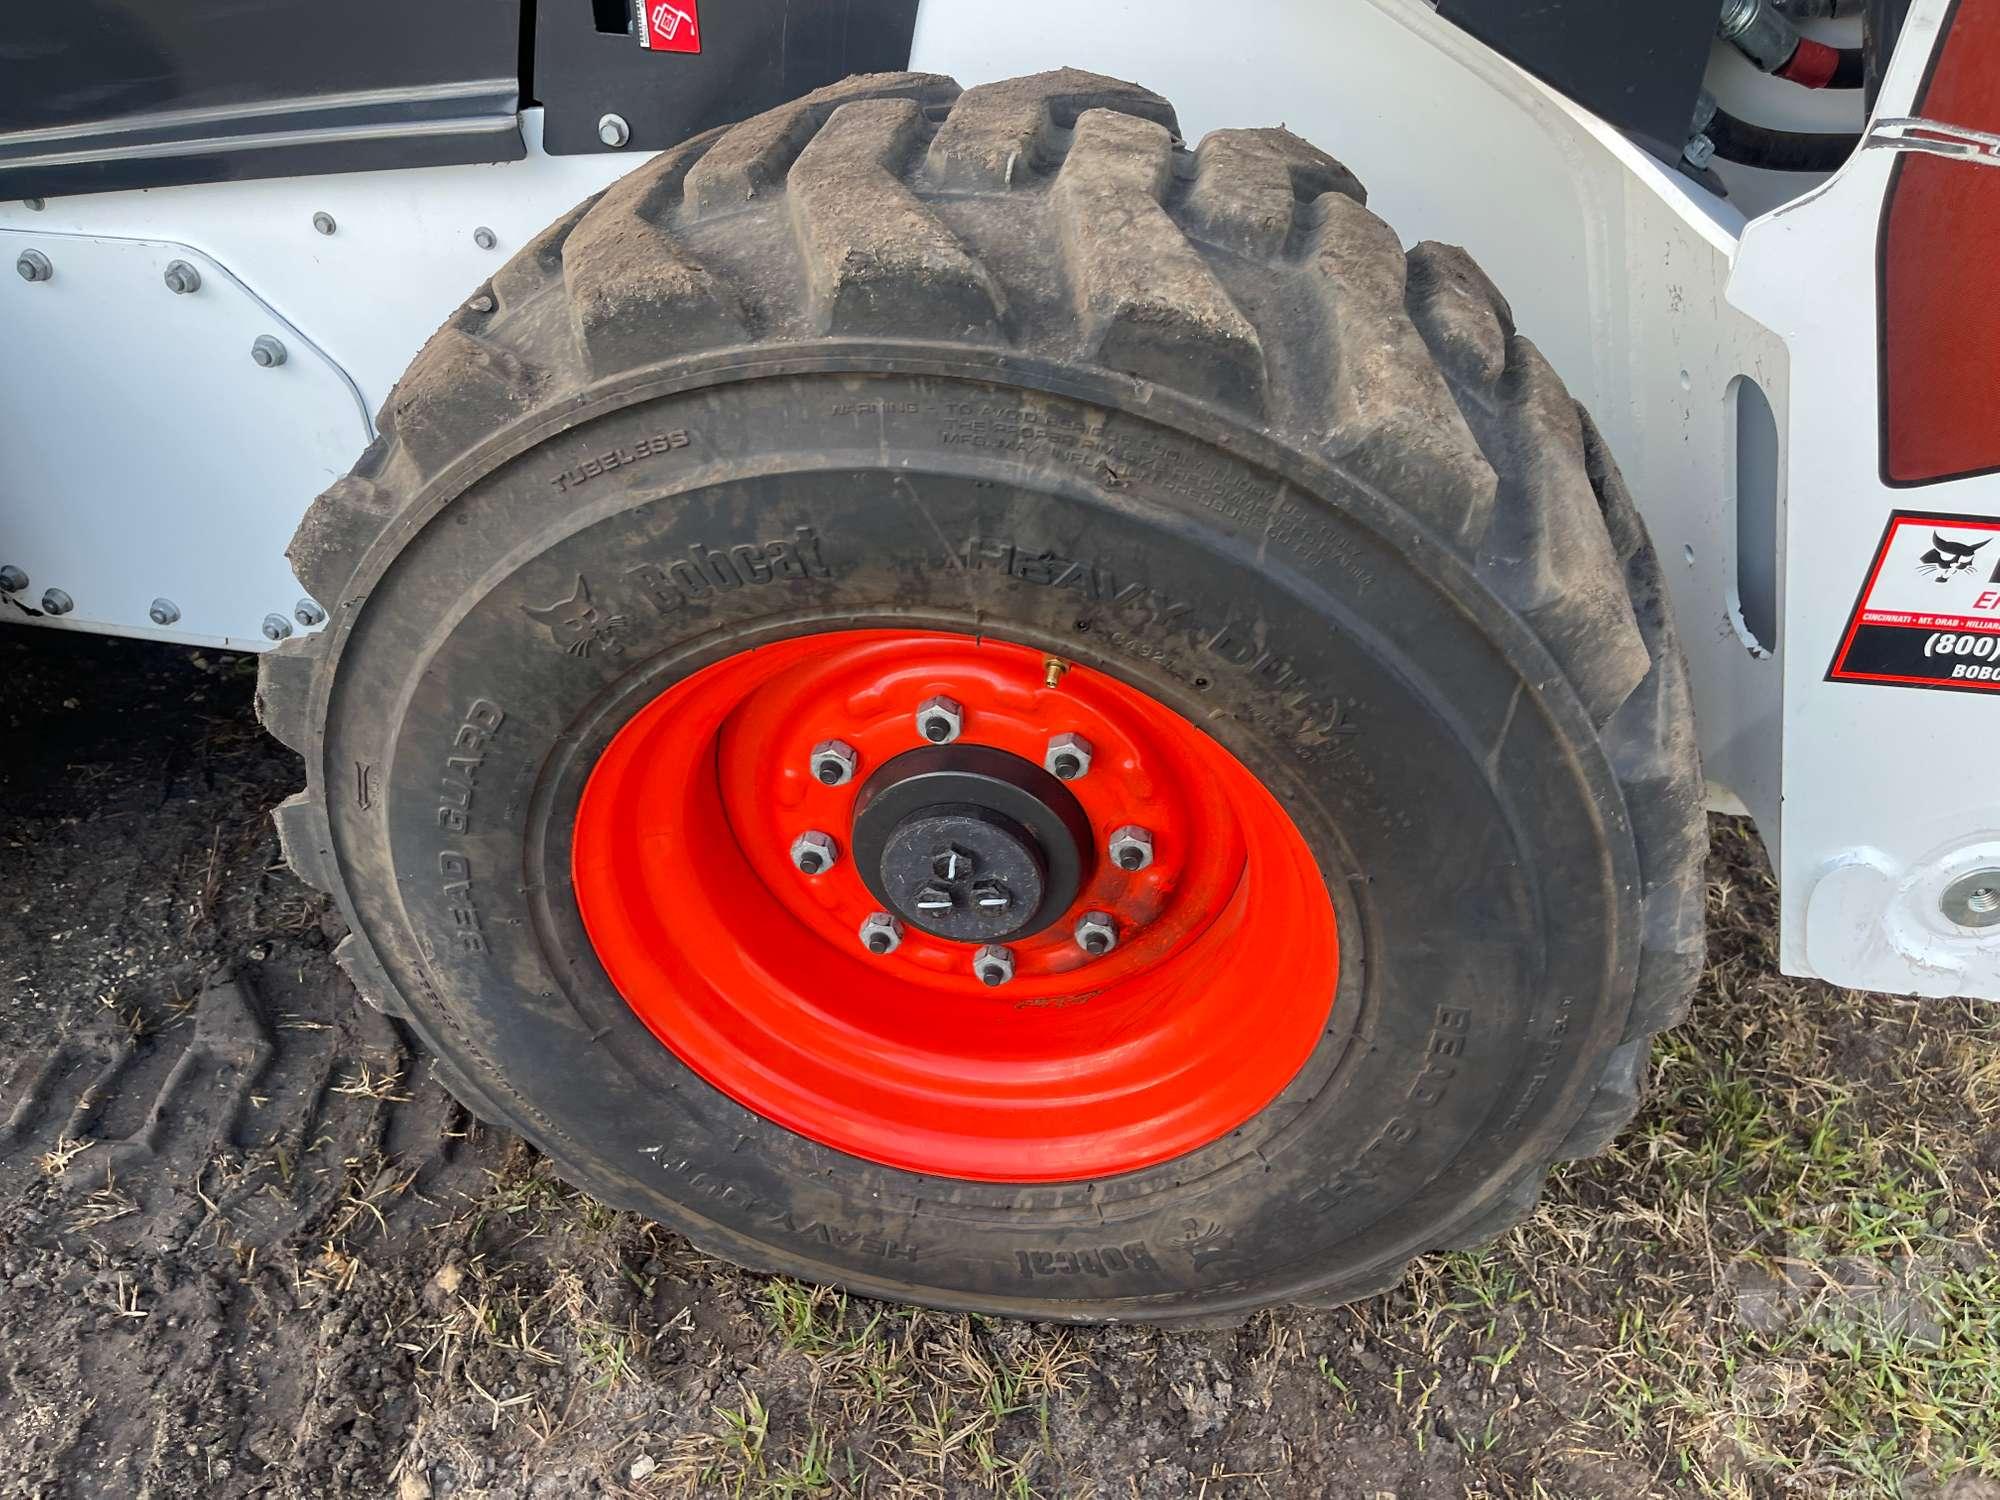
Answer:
[[1828, 510, 2000, 693]]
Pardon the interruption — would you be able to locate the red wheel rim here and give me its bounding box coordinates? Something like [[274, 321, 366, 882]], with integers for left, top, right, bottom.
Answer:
[[572, 630, 1339, 1181]]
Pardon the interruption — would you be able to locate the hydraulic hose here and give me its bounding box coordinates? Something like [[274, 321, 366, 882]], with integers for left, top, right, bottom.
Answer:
[[1705, 106, 1863, 171]]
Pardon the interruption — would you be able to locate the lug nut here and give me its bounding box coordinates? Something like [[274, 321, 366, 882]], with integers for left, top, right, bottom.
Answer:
[[148, 598, 181, 626], [790, 830, 838, 875], [0, 565, 27, 593], [16, 249, 52, 282], [598, 113, 631, 148], [1074, 911, 1118, 956], [40, 588, 73, 616], [973, 945, 1016, 986], [931, 844, 977, 881], [294, 598, 327, 627], [912, 883, 954, 913], [251, 335, 288, 368], [163, 260, 201, 294], [969, 880, 1013, 912], [809, 738, 858, 786], [916, 696, 964, 743], [261, 612, 293, 641], [1108, 824, 1155, 872], [859, 911, 903, 955], [1045, 732, 1093, 781]]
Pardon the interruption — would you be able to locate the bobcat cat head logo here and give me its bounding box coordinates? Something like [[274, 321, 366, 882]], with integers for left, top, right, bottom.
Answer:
[[522, 576, 627, 657], [1918, 532, 1990, 583]]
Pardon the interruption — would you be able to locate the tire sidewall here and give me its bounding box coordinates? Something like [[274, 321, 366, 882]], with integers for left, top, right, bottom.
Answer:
[[319, 353, 1641, 1317]]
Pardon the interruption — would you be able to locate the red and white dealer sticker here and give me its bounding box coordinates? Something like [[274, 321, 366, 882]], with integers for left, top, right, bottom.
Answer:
[[1827, 510, 2000, 693], [633, 0, 700, 52]]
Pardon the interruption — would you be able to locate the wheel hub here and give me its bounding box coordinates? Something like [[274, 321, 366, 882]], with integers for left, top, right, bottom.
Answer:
[[852, 745, 1091, 943], [571, 628, 1340, 1182]]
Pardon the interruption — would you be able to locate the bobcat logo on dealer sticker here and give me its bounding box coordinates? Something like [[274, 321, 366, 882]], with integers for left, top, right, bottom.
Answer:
[[1916, 531, 1990, 583], [1828, 511, 2000, 693], [634, 0, 700, 52]]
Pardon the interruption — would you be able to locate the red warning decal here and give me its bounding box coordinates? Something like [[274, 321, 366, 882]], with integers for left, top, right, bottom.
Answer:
[[1827, 510, 2000, 693], [635, 0, 700, 52]]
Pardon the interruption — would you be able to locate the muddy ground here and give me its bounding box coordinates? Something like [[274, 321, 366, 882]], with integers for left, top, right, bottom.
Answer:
[[1, 627, 1996, 1499]]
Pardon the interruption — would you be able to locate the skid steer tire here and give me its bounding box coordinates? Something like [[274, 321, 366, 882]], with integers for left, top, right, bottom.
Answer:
[[258, 69, 1704, 1323]]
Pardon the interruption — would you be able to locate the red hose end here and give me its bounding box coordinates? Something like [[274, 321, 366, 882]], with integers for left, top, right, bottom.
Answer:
[[1777, 36, 1842, 88]]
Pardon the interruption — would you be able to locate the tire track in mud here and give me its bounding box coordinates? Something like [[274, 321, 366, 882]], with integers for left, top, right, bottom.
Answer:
[[0, 633, 509, 1498]]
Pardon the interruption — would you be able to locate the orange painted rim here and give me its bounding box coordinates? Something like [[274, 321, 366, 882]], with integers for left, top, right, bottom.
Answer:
[[571, 630, 1339, 1181]]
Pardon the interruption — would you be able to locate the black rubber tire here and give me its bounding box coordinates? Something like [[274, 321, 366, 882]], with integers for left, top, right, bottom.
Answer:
[[258, 69, 1705, 1323]]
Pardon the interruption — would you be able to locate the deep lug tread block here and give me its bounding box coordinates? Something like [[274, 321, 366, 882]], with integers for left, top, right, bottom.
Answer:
[[1305, 194, 1498, 546], [926, 68, 1179, 187], [253, 642, 319, 757], [286, 475, 395, 610], [1556, 1037, 1650, 1160], [382, 327, 544, 478], [1579, 403, 1707, 1040], [790, 97, 1007, 338], [563, 184, 748, 374], [272, 792, 337, 897], [490, 194, 600, 313], [1432, 1168, 1546, 1253], [1052, 109, 1265, 410], [1404, 240, 1514, 389], [683, 72, 960, 218], [1185, 128, 1365, 258], [1471, 337, 1650, 727], [332, 931, 409, 1021]]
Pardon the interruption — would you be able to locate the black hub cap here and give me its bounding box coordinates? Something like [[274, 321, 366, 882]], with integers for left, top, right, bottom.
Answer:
[[851, 745, 1093, 943]]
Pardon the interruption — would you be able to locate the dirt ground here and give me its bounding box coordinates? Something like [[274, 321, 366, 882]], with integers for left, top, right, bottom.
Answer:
[[1, 627, 1996, 1500]]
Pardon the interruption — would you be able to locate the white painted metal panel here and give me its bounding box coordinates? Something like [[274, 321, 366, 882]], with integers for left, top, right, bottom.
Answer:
[[0, 116, 650, 649], [0, 232, 367, 649]]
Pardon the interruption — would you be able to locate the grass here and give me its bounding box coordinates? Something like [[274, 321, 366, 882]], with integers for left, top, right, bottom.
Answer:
[[660, 1282, 1087, 1497]]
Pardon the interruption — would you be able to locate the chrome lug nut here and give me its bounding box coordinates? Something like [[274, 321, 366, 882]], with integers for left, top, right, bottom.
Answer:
[[973, 945, 1016, 986], [809, 738, 858, 786], [859, 911, 903, 955], [1074, 911, 1118, 956], [916, 696, 964, 744], [790, 830, 838, 875], [1108, 824, 1155, 872], [1045, 732, 1093, 781]]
